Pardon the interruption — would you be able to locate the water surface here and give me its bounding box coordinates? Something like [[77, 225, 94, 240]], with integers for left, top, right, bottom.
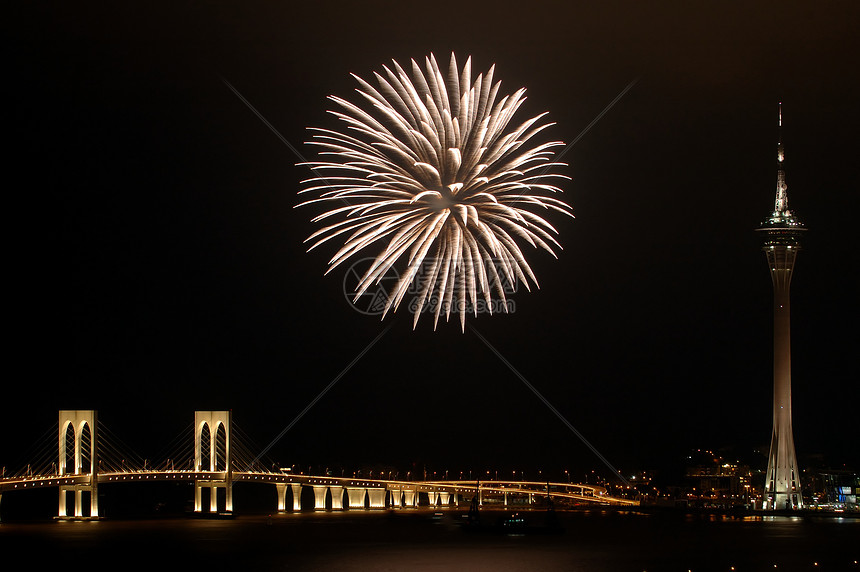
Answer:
[[2, 508, 857, 571]]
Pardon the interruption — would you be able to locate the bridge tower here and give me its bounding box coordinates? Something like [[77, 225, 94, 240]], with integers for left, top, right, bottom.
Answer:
[[58, 410, 98, 519], [193, 411, 232, 514], [756, 104, 806, 510]]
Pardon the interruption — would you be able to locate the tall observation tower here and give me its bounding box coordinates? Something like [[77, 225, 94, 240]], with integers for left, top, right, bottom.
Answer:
[[756, 103, 805, 510]]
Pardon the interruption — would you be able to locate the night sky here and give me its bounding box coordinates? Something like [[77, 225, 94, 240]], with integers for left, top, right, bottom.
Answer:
[[6, 1, 859, 482]]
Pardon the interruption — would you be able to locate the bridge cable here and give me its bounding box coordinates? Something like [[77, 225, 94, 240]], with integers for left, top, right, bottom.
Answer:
[[7, 423, 58, 477], [96, 432, 131, 472], [149, 422, 194, 471], [96, 438, 129, 473], [232, 424, 277, 473], [229, 425, 255, 472], [98, 423, 146, 472], [99, 423, 146, 466], [534, 77, 640, 181]]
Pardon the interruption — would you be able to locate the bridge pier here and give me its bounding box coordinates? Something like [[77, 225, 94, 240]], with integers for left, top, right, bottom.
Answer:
[[291, 483, 302, 510], [388, 488, 401, 508], [367, 488, 386, 509], [194, 481, 229, 513], [346, 487, 366, 509], [439, 491, 451, 506], [276, 484, 287, 512], [403, 489, 416, 508], [59, 487, 67, 516], [275, 483, 304, 512], [330, 486, 344, 510], [428, 490, 439, 508], [312, 485, 328, 510], [58, 483, 97, 519]]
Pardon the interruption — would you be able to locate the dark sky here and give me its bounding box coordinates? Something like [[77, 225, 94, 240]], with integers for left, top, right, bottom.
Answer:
[[6, 1, 858, 482]]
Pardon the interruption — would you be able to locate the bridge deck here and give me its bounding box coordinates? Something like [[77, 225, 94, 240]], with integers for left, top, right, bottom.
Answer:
[[0, 472, 637, 505]]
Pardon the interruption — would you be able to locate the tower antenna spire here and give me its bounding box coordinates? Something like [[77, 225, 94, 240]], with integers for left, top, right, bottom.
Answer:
[[774, 103, 788, 214]]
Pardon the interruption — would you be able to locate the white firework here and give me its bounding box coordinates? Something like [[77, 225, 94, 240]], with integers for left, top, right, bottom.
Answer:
[[298, 53, 573, 330]]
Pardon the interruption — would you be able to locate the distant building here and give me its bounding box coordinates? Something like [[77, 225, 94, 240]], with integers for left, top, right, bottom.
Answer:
[[676, 450, 754, 509], [807, 471, 859, 511]]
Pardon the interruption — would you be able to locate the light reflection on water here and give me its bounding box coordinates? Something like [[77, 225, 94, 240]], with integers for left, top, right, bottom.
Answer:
[[1, 509, 857, 571]]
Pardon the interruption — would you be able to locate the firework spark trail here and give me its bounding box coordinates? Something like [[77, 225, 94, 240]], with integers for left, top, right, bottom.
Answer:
[[529, 77, 639, 187], [221, 77, 307, 164], [250, 323, 393, 466], [297, 53, 574, 330], [469, 324, 630, 486], [552, 77, 639, 167]]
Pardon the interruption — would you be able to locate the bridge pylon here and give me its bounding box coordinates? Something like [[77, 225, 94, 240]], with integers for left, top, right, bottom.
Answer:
[[57, 410, 98, 519], [193, 411, 232, 514]]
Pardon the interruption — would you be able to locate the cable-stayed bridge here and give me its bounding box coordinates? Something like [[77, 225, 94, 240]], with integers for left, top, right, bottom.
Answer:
[[0, 410, 637, 520]]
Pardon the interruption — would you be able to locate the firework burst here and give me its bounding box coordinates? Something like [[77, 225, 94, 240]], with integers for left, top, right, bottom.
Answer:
[[298, 53, 573, 330]]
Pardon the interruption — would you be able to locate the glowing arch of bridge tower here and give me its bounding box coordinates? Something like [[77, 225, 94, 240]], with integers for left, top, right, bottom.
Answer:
[[193, 411, 232, 514], [57, 410, 98, 519]]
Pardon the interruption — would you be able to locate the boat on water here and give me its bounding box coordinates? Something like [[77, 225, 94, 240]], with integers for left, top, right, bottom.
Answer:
[[461, 490, 564, 535]]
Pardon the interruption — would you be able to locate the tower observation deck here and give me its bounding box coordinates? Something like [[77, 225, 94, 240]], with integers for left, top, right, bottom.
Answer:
[[756, 103, 805, 510]]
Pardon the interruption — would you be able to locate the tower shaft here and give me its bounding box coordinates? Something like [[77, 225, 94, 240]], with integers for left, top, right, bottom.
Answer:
[[762, 244, 803, 510]]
